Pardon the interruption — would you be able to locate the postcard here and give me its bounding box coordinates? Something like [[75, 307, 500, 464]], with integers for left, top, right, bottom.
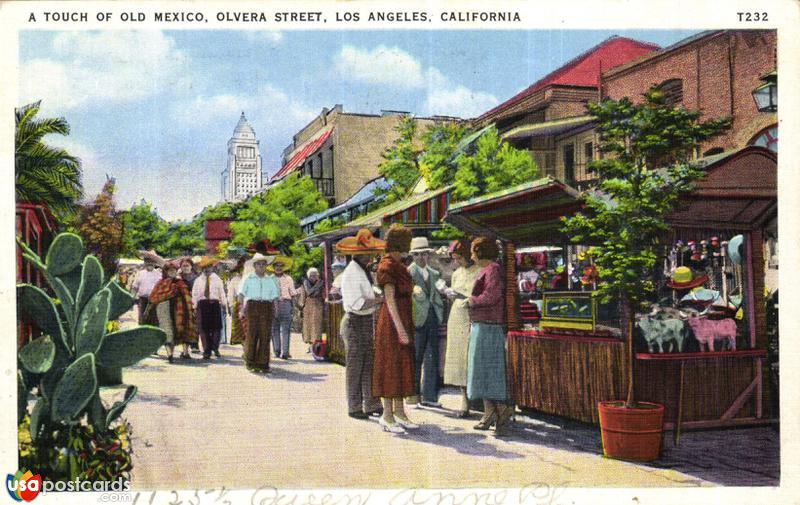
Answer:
[[2, 1, 798, 504]]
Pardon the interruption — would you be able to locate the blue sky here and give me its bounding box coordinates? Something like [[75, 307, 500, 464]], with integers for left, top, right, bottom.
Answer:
[[19, 29, 700, 221]]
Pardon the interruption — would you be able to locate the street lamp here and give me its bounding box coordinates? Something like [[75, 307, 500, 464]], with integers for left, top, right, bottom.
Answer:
[[752, 71, 777, 113]]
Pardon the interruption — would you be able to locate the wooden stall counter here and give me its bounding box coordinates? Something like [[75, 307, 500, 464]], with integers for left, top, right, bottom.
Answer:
[[507, 329, 627, 424]]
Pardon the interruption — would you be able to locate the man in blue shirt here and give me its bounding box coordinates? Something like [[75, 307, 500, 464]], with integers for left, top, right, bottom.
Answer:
[[239, 253, 279, 373]]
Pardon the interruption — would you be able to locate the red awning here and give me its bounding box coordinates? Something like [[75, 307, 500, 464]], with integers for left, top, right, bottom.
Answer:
[[271, 129, 333, 181]]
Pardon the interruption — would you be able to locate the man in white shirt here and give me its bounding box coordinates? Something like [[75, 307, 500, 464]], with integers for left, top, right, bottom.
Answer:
[[336, 229, 386, 420], [131, 259, 162, 324], [192, 258, 228, 360]]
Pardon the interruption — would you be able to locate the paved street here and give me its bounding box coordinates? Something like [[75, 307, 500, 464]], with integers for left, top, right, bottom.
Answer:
[[109, 314, 779, 490]]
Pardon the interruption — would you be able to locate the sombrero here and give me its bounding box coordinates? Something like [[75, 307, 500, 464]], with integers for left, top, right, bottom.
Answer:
[[336, 228, 386, 256], [666, 266, 708, 290], [196, 256, 219, 270]]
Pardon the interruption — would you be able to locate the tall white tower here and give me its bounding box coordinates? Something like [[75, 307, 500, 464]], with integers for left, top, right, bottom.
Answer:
[[222, 112, 262, 201]]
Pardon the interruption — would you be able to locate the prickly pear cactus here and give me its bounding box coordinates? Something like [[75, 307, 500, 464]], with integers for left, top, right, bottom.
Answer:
[[17, 232, 166, 433]]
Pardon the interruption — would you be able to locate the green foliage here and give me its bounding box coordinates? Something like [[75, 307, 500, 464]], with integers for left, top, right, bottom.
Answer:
[[376, 116, 422, 202], [452, 126, 539, 202], [289, 242, 324, 280], [17, 231, 165, 478], [19, 415, 134, 482], [230, 173, 328, 250], [431, 223, 467, 240], [75, 179, 124, 278], [19, 334, 56, 374], [120, 200, 169, 257], [15, 101, 83, 220], [313, 217, 346, 234], [562, 88, 732, 306], [419, 121, 472, 190], [95, 326, 168, 368], [160, 220, 204, 257]]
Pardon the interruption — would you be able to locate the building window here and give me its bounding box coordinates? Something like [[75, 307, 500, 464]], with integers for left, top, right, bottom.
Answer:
[[657, 79, 683, 107], [584, 142, 593, 162], [749, 124, 778, 153], [543, 152, 556, 178], [312, 156, 322, 179], [563, 144, 575, 185]]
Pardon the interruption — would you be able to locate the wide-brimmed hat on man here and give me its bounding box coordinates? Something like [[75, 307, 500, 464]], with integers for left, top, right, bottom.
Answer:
[[409, 236, 434, 254], [336, 228, 386, 256], [666, 266, 708, 290], [196, 256, 219, 270]]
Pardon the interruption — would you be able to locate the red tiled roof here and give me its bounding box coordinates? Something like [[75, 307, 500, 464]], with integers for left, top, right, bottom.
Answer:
[[271, 129, 333, 181], [476, 36, 660, 123]]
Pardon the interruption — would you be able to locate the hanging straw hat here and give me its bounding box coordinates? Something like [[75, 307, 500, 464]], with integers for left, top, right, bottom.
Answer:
[[336, 228, 386, 256], [666, 266, 708, 290]]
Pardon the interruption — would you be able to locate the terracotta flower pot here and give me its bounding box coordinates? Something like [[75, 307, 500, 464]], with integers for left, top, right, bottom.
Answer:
[[598, 401, 665, 462]]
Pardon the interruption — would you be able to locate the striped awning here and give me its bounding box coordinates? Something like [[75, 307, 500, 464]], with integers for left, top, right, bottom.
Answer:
[[271, 129, 333, 181], [445, 177, 582, 245]]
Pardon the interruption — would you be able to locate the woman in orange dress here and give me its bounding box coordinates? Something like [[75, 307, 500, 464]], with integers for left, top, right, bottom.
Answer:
[[373, 224, 418, 434]]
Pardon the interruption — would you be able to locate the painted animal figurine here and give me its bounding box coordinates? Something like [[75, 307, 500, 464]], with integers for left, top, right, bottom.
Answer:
[[686, 317, 737, 351]]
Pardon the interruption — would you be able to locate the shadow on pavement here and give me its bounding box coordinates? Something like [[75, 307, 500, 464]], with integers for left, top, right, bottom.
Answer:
[[402, 423, 525, 460], [134, 392, 184, 408], [263, 367, 327, 383], [509, 410, 779, 486]]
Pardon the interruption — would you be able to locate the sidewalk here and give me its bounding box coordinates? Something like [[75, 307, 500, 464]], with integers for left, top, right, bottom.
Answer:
[[110, 327, 778, 489]]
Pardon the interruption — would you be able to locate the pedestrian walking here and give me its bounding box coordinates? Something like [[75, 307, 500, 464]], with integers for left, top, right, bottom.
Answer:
[[301, 267, 325, 353], [336, 229, 386, 420], [192, 257, 228, 360], [408, 237, 444, 408], [239, 253, 279, 373], [466, 237, 513, 436], [270, 252, 297, 359], [227, 257, 247, 345], [130, 258, 162, 324], [147, 261, 198, 363], [373, 224, 418, 434], [179, 258, 201, 354], [443, 239, 481, 418]]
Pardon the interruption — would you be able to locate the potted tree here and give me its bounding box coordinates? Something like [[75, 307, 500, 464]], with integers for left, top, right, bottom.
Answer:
[[562, 88, 731, 461]]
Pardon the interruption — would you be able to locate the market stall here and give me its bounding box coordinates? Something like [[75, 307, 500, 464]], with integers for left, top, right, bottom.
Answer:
[[302, 183, 453, 365], [444, 146, 777, 429]]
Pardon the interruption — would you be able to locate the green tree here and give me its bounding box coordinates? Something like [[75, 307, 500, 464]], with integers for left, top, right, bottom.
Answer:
[[313, 217, 346, 235], [289, 242, 324, 280], [162, 220, 205, 257], [562, 88, 731, 407], [120, 200, 169, 257], [75, 179, 124, 277], [376, 116, 422, 203], [230, 173, 328, 251], [452, 126, 539, 201], [15, 101, 83, 220], [419, 121, 472, 190]]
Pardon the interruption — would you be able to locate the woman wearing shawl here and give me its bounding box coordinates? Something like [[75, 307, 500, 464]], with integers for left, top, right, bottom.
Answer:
[[149, 261, 199, 363], [301, 267, 325, 353]]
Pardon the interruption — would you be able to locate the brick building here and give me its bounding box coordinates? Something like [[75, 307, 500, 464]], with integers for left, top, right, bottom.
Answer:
[[602, 30, 778, 155], [269, 105, 455, 206], [474, 36, 660, 184]]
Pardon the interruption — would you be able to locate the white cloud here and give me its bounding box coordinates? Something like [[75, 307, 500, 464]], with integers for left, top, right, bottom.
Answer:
[[422, 68, 499, 118], [171, 83, 317, 134], [242, 31, 284, 43], [20, 31, 189, 113], [333, 45, 425, 88], [333, 45, 498, 119]]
